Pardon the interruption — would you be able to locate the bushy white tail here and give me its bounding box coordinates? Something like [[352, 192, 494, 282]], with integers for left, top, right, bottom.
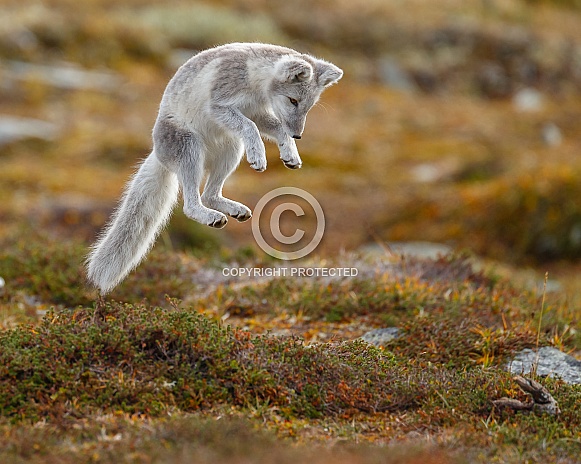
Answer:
[[86, 152, 179, 294]]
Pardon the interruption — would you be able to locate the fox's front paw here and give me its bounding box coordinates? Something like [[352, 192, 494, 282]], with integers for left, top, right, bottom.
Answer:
[[246, 142, 267, 172], [282, 159, 302, 169], [249, 159, 267, 172], [279, 141, 302, 170]]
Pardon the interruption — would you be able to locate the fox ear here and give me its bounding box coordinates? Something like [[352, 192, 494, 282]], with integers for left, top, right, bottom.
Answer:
[[275, 57, 313, 83], [316, 61, 343, 88]]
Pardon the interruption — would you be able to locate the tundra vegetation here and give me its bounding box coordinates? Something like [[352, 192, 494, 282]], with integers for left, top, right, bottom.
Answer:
[[0, 0, 580, 462]]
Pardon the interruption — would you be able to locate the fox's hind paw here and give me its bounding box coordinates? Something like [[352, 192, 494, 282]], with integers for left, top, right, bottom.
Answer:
[[232, 210, 252, 222], [208, 215, 228, 228], [202, 196, 252, 222]]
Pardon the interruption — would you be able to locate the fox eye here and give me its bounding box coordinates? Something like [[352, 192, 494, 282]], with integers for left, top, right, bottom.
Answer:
[[288, 97, 298, 107]]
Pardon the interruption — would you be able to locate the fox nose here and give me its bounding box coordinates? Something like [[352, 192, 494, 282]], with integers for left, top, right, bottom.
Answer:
[[292, 135, 302, 139]]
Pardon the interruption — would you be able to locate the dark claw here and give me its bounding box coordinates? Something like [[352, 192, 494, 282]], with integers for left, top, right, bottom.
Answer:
[[283, 161, 302, 170], [232, 212, 252, 222], [250, 162, 266, 172], [209, 217, 227, 229]]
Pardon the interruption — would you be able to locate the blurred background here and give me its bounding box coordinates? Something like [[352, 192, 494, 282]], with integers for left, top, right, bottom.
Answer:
[[1, 0, 581, 291]]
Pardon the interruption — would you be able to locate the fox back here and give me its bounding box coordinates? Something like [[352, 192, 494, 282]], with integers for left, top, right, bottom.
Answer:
[[159, 43, 343, 142]]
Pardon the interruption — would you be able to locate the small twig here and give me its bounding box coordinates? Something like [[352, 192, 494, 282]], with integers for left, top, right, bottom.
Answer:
[[534, 272, 549, 377], [434, 389, 451, 409], [514, 376, 558, 409], [492, 397, 532, 411], [366, 226, 393, 257], [92, 292, 107, 325], [493, 375, 560, 415]]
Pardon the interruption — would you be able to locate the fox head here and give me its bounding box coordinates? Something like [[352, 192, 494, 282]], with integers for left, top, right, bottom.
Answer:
[[270, 56, 343, 139]]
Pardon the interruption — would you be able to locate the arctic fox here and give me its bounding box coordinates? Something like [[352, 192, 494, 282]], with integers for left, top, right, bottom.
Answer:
[[86, 43, 343, 294]]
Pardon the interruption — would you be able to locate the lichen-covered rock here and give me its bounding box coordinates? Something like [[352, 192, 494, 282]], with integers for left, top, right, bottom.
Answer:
[[0, 116, 58, 147], [506, 347, 581, 385], [359, 327, 401, 347]]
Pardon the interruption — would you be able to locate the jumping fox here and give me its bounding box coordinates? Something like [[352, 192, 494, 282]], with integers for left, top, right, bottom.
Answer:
[[86, 43, 343, 293]]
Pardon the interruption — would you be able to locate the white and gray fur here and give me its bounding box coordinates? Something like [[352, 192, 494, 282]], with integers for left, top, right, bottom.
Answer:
[[86, 43, 343, 293]]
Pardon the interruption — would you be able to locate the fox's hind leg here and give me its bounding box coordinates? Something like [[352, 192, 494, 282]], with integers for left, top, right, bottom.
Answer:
[[154, 118, 228, 229], [201, 140, 252, 222], [179, 161, 229, 229]]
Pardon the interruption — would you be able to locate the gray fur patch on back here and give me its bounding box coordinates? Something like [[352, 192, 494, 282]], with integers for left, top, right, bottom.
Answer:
[[211, 51, 250, 102], [169, 44, 301, 93]]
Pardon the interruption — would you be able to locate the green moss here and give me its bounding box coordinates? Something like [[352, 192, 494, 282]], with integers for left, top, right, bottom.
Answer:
[[0, 301, 398, 421], [0, 232, 197, 307], [0, 253, 578, 462], [0, 299, 553, 426], [0, 235, 91, 307]]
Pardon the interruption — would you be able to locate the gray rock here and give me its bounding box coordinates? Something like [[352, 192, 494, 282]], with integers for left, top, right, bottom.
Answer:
[[513, 87, 544, 112], [506, 347, 581, 384], [387, 242, 452, 260], [359, 327, 401, 347], [531, 277, 563, 294], [3, 61, 122, 92], [360, 241, 452, 260], [0, 115, 59, 147], [410, 163, 443, 183], [541, 122, 562, 147]]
